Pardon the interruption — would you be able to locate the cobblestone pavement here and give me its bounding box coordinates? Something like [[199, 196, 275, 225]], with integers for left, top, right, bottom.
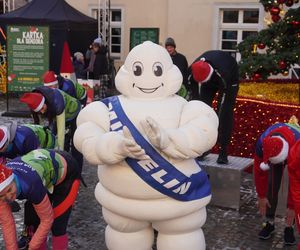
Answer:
[[0, 96, 298, 249]]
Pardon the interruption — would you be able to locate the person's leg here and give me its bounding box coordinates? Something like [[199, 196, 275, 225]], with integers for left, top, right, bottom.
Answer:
[[18, 201, 41, 249], [197, 84, 218, 160], [216, 81, 239, 164], [51, 206, 72, 250], [259, 164, 284, 240], [69, 118, 83, 173], [189, 78, 200, 100], [266, 164, 284, 219], [51, 153, 80, 250], [199, 84, 217, 107], [284, 184, 296, 245], [64, 122, 71, 153]]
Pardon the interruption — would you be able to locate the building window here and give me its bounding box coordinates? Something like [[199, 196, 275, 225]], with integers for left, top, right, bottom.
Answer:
[[91, 8, 123, 59], [218, 8, 261, 60]]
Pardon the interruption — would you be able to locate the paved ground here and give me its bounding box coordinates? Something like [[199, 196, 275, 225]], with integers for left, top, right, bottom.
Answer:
[[0, 96, 298, 249]]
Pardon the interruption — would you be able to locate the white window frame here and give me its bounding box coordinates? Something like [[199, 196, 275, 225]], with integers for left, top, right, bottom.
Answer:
[[212, 3, 265, 61], [89, 5, 124, 60]]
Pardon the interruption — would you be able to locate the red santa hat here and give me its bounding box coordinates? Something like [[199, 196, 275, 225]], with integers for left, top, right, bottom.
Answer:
[[43, 71, 58, 87], [259, 126, 295, 171], [20, 92, 45, 112], [0, 164, 14, 193], [191, 60, 214, 83], [0, 126, 8, 149]]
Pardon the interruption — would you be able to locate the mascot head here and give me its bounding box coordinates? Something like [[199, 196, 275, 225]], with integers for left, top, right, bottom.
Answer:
[[115, 41, 182, 100]]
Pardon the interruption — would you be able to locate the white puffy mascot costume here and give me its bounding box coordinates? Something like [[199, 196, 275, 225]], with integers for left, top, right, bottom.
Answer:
[[74, 41, 219, 250]]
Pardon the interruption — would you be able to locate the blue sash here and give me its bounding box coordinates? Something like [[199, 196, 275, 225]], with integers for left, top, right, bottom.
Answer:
[[101, 96, 211, 201]]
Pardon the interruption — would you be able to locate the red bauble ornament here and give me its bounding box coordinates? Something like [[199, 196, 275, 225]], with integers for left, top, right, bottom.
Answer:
[[285, 0, 294, 7], [278, 60, 287, 69], [278, 0, 286, 3], [291, 20, 300, 28], [252, 73, 261, 81], [270, 6, 281, 15], [272, 14, 281, 22], [257, 43, 266, 49]]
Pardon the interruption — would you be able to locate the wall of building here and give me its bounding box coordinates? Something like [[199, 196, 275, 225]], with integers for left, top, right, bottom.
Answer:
[[66, 0, 263, 66]]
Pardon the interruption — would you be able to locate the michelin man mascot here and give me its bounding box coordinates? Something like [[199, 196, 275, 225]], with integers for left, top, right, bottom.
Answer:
[[74, 41, 218, 250]]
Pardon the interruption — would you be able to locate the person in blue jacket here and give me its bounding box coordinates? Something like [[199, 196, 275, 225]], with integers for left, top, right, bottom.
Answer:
[[0, 122, 57, 214], [0, 122, 56, 160], [0, 149, 81, 250], [43, 70, 87, 106]]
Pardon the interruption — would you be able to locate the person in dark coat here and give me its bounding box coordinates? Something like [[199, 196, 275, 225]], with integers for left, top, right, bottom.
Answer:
[[73, 52, 87, 80], [165, 37, 188, 97], [188, 50, 239, 164], [86, 38, 109, 99]]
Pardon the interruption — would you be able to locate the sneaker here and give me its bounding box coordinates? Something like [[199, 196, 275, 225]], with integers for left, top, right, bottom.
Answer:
[[258, 222, 275, 240], [18, 226, 34, 250], [284, 227, 296, 246], [18, 235, 31, 250], [217, 151, 228, 164], [197, 150, 211, 161]]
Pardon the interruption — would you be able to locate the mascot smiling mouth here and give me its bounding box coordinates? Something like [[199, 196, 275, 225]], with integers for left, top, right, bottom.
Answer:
[[133, 83, 164, 93]]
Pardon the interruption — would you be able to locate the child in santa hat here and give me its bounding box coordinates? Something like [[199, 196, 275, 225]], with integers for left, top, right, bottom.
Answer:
[[0, 122, 57, 230], [0, 149, 81, 250], [254, 122, 300, 245], [43, 70, 87, 106], [287, 139, 300, 249], [0, 122, 56, 160], [20, 88, 81, 156]]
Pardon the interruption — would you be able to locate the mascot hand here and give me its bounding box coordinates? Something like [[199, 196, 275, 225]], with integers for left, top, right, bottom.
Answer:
[[121, 126, 150, 160], [141, 117, 189, 159], [141, 117, 170, 150]]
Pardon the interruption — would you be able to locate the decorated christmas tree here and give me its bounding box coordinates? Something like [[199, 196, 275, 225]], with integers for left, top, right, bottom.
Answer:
[[238, 0, 300, 80]]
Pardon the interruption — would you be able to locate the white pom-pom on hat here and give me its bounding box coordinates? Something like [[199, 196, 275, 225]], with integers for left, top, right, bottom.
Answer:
[[260, 162, 270, 171]]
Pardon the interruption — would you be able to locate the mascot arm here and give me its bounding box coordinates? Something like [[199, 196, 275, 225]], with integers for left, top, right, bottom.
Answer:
[[74, 101, 110, 165], [141, 100, 218, 159], [168, 101, 219, 158], [96, 126, 149, 164], [75, 102, 149, 165], [169, 100, 218, 158]]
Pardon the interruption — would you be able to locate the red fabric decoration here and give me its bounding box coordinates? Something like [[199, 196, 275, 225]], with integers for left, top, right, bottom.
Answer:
[[211, 96, 300, 164], [60, 41, 74, 74]]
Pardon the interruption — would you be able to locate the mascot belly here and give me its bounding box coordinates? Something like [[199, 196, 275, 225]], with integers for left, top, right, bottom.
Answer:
[[74, 41, 219, 250]]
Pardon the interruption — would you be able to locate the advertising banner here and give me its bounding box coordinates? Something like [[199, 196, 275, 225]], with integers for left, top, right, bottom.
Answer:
[[7, 25, 49, 92]]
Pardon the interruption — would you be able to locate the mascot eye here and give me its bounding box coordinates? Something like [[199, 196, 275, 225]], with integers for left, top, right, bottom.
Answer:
[[152, 62, 163, 77], [132, 62, 143, 76]]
